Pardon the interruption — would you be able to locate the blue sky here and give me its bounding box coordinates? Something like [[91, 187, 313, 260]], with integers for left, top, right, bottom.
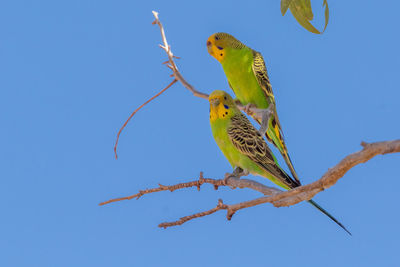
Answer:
[[1, 1, 399, 266]]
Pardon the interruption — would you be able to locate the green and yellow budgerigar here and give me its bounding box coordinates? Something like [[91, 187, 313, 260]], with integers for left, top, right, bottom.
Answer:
[[209, 90, 350, 235], [207, 33, 300, 184]]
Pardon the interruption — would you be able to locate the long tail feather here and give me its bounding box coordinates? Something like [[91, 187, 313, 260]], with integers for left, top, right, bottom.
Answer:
[[281, 149, 299, 183], [308, 199, 352, 235], [256, 115, 300, 184]]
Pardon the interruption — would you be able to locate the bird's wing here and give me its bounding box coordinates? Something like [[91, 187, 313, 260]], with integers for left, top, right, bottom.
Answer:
[[252, 50, 301, 184], [251, 51, 275, 102], [227, 113, 298, 188], [251, 51, 283, 133]]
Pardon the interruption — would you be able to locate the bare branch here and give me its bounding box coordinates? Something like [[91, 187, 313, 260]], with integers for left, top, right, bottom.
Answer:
[[152, 11, 208, 100], [269, 139, 400, 207], [174, 140, 400, 228], [99, 172, 281, 206], [159, 199, 229, 228], [102, 140, 400, 228]]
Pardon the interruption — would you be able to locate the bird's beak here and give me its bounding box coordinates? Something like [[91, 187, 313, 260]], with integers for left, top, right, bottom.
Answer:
[[210, 98, 220, 107]]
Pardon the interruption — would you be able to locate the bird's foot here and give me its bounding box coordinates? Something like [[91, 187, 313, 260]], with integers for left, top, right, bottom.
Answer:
[[243, 103, 257, 116], [223, 167, 249, 187], [258, 104, 274, 136]]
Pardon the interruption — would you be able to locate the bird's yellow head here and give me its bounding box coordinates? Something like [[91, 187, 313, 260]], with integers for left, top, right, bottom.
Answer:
[[209, 90, 237, 122], [206, 32, 245, 63]]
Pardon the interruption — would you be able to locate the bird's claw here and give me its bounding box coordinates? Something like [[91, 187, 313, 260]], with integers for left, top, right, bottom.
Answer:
[[258, 105, 274, 136], [223, 167, 249, 186], [223, 173, 234, 186], [243, 103, 257, 116]]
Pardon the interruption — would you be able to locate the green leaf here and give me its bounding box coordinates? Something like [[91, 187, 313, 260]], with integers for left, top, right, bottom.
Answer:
[[322, 0, 329, 33], [300, 0, 314, 21], [283, 0, 330, 34], [281, 0, 293, 16], [289, 0, 321, 34]]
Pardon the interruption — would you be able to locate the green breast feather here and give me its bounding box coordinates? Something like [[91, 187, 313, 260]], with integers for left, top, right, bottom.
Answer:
[[221, 48, 270, 109]]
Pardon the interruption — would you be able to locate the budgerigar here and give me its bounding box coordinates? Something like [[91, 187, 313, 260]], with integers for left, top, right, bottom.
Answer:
[[209, 90, 350, 235], [207, 32, 300, 184]]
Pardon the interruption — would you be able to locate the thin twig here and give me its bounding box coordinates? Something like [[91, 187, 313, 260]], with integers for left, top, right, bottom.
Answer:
[[100, 172, 222, 206], [113, 79, 177, 159], [99, 172, 280, 206], [152, 11, 209, 100], [159, 199, 228, 228]]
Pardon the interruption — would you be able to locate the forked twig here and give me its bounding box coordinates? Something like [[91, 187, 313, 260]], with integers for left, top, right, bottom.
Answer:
[[152, 11, 209, 100]]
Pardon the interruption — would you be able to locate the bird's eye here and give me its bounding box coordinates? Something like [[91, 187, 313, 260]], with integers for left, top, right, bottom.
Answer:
[[217, 46, 223, 50], [207, 41, 211, 46]]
